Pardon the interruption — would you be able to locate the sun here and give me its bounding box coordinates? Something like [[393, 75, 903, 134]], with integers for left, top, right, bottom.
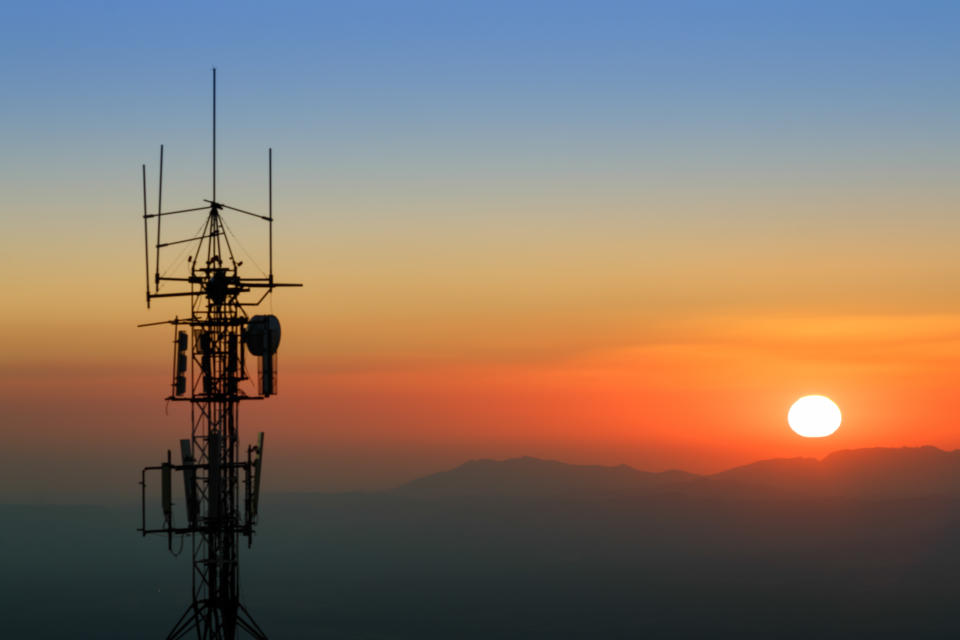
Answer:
[[788, 395, 841, 438]]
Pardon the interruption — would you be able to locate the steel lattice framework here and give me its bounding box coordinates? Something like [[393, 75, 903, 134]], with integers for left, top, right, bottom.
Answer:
[[138, 69, 300, 640]]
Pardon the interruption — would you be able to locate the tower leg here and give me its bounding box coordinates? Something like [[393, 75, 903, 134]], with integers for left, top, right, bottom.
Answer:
[[165, 600, 204, 640], [237, 603, 269, 640], [165, 599, 265, 639]]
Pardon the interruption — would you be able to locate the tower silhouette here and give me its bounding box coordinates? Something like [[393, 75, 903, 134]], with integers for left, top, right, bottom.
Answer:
[[138, 69, 300, 640]]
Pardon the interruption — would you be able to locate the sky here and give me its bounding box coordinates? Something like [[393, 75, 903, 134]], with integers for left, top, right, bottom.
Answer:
[[2, 1, 960, 501]]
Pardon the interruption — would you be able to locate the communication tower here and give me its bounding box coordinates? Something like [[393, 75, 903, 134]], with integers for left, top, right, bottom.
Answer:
[[137, 69, 300, 639]]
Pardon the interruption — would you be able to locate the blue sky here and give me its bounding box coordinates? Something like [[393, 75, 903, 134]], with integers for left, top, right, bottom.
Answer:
[[4, 1, 958, 185]]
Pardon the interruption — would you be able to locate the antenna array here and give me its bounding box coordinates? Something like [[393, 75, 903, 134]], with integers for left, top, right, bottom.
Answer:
[[138, 69, 301, 640]]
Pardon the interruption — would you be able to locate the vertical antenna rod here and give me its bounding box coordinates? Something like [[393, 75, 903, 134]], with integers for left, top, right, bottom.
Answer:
[[142, 164, 150, 308], [268, 147, 273, 285], [155, 144, 163, 292], [212, 67, 217, 202]]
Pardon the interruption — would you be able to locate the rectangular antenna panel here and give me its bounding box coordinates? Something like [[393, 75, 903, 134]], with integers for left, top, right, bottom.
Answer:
[[161, 460, 172, 525], [174, 331, 189, 396], [259, 354, 277, 397], [251, 432, 265, 520], [180, 439, 199, 526], [209, 433, 221, 521]]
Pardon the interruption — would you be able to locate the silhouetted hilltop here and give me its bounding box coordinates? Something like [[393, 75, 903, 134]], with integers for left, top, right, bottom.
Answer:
[[701, 445, 960, 499], [9, 446, 960, 638], [398, 456, 697, 497], [821, 446, 960, 497], [400, 446, 960, 500]]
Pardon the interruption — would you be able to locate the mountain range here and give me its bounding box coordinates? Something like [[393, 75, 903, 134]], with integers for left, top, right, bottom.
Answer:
[[399, 445, 960, 500], [8, 445, 960, 638]]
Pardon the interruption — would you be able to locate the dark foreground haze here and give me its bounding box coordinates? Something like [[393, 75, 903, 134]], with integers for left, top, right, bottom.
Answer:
[[5, 446, 960, 638]]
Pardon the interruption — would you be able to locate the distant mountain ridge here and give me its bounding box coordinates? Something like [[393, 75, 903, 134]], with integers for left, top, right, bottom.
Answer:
[[399, 446, 960, 500], [705, 445, 960, 498], [399, 456, 697, 497]]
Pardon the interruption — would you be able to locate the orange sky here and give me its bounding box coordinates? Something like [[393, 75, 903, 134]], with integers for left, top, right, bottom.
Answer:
[[4, 189, 960, 501], [4, 190, 960, 500], [5, 302, 960, 500]]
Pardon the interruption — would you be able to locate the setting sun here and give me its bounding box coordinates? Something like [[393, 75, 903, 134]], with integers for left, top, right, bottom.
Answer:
[[787, 395, 842, 438]]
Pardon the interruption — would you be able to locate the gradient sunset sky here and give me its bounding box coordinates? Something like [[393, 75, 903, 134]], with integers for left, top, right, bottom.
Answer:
[[3, 1, 960, 501]]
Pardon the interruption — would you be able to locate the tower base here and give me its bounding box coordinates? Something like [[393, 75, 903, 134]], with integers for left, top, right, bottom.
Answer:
[[166, 600, 267, 640]]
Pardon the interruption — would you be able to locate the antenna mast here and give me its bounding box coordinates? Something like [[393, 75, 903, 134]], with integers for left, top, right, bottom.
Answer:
[[213, 67, 217, 202], [138, 69, 301, 640]]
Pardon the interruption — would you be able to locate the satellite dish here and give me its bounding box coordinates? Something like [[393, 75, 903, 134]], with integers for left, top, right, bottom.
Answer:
[[245, 315, 281, 356]]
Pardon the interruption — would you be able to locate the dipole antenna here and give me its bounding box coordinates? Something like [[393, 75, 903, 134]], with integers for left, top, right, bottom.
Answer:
[[213, 67, 217, 202], [268, 148, 273, 285], [142, 164, 150, 308], [155, 144, 163, 293], [137, 69, 301, 640]]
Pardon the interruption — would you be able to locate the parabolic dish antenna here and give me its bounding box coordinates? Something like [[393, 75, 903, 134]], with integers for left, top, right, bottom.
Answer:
[[245, 314, 281, 356]]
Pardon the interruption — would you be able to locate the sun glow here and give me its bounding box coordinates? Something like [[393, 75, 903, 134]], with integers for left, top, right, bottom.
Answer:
[[788, 395, 842, 438]]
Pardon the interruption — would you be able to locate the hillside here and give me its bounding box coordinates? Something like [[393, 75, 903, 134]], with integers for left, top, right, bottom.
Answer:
[[399, 446, 960, 500]]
